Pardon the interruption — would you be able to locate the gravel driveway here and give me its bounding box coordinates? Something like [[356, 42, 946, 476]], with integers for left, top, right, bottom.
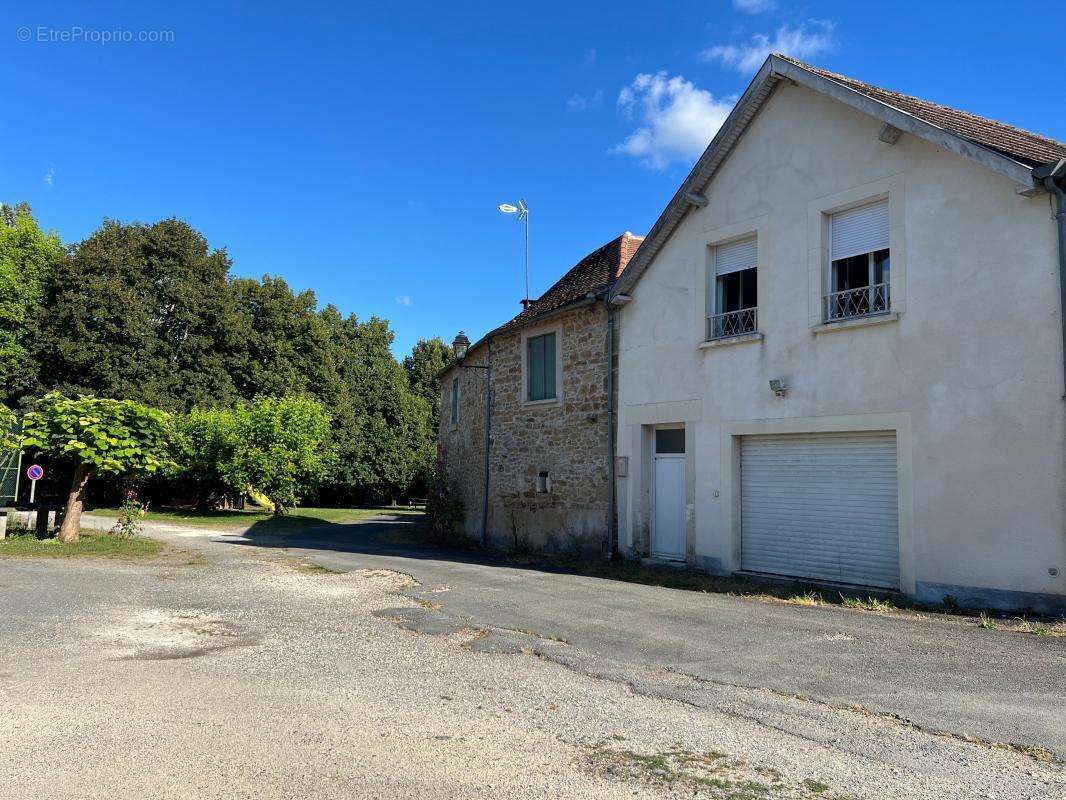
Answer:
[[0, 515, 1062, 799]]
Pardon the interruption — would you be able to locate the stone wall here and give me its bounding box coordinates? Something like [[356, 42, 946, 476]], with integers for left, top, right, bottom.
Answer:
[[439, 303, 612, 556]]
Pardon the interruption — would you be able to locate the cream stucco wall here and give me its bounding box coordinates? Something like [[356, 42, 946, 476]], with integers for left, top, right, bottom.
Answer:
[[616, 82, 1065, 611]]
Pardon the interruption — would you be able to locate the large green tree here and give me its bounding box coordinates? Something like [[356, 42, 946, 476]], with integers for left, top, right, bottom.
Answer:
[[404, 337, 453, 407], [32, 219, 241, 411], [0, 204, 66, 405], [21, 393, 173, 541]]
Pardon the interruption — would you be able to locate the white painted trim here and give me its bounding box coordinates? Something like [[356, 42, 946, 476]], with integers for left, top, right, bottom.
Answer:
[[719, 412, 914, 594], [811, 312, 899, 335], [519, 322, 564, 407], [807, 174, 907, 327], [623, 399, 702, 426], [698, 332, 764, 350]]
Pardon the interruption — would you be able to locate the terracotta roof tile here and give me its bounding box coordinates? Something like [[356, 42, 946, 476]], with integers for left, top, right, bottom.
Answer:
[[776, 54, 1066, 167], [493, 231, 644, 334]]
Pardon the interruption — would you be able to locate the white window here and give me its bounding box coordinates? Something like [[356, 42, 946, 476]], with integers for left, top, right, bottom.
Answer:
[[708, 236, 758, 340], [450, 377, 459, 425], [826, 199, 890, 321]]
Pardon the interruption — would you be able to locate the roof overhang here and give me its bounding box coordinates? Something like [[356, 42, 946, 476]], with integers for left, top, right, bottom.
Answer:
[[612, 54, 1039, 298]]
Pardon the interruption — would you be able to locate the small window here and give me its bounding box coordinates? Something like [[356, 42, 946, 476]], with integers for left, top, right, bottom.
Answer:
[[708, 236, 757, 340], [655, 428, 685, 454], [450, 377, 459, 424], [526, 332, 557, 402], [826, 200, 890, 321]]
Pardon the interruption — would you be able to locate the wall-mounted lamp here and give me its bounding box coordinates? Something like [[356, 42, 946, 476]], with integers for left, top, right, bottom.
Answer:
[[769, 378, 788, 398], [452, 331, 470, 359]]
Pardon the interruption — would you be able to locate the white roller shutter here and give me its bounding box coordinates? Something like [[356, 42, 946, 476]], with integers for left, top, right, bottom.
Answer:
[[830, 200, 889, 261], [715, 236, 757, 275], [740, 432, 899, 589]]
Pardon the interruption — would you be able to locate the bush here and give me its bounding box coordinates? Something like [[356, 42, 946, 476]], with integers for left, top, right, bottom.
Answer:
[[424, 451, 464, 543]]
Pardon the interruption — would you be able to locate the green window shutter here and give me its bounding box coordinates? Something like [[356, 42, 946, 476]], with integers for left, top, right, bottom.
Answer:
[[543, 332, 556, 400], [526, 333, 557, 402], [451, 378, 459, 423]]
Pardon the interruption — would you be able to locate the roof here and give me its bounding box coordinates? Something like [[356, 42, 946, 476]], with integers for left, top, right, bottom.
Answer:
[[495, 231, 643, 334], [439, 231, 643, 376], [613, 54, 1065, 298], [777, 55, 1066, 168]]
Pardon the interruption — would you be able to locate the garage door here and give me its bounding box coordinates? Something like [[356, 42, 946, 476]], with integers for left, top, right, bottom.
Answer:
[[740, 432, 899, 589]]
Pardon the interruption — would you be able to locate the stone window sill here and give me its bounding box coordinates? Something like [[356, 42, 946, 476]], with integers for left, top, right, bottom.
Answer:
[[521, 397, 561, 408], [698, 332, 763, 350], [811, 312, 899, 335]]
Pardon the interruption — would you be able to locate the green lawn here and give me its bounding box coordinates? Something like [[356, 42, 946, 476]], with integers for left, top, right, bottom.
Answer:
[[0, 530, 166, 560], [92, 505, 423, 533]]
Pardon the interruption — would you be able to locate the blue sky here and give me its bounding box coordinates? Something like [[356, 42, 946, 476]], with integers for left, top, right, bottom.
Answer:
[[5, 1, 1065, 357]]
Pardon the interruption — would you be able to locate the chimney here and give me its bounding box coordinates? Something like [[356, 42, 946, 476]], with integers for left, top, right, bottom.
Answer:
[[521, 298, 532, 310], [617, 231, 645, 277]]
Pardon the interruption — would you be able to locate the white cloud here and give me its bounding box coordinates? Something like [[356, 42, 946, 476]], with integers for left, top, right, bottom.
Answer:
[[703, 21, 834, 74], [611, 72, 733, 170], [395, 295, 412, 307], [733, 0, 776, 12], [44, 166, 54, 186], [567, 90, 603, 110]]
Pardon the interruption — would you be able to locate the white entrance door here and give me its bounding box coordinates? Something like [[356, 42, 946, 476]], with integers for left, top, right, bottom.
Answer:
[[740, 431, 900, 589], [651, 427, 685, 560]]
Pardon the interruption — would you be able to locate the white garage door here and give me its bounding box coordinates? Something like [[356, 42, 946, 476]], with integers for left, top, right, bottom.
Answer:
[[740, 432, 899, 589]]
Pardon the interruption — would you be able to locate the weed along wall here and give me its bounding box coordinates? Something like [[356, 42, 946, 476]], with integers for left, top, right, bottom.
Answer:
[[439, 303, 614, 557]]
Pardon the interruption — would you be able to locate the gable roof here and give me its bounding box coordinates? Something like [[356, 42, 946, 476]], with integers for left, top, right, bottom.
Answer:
[[613, 54, 1066, 297], [440, 231, 643, 376]]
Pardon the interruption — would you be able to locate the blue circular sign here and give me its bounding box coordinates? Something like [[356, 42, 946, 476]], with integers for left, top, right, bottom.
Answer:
[[26, 464, 44, 481]]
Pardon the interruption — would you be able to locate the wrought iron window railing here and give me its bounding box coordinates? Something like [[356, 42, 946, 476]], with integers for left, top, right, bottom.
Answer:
[[706, 307, 758, 341], [824, 281, 890, 322]]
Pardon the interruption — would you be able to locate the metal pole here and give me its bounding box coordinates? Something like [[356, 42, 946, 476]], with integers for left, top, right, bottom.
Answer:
[[29, 478, 36, 505], [524, 210, 530, 303]]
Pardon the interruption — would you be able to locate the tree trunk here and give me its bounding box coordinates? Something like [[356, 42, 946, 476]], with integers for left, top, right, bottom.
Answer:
[[57, 463, 94, 543], [272, 500, 285, 516]]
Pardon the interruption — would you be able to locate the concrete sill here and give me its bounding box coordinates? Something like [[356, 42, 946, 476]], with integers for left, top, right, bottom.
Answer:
[[812, 312, 899, 335], [521, 397, 561, 409], [698, 332, 764, 350]]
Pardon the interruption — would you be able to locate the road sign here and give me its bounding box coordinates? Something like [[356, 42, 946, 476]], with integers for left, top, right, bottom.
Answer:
[[26, 464, 43, 504]]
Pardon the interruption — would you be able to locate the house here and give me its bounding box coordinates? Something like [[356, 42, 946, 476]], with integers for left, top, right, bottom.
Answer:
[[438, 232, 643, 555], [611, 54, 1066, 613]]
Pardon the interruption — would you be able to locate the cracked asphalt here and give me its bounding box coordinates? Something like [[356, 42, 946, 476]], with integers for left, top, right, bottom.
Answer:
[[0, 513, 1063, 799]]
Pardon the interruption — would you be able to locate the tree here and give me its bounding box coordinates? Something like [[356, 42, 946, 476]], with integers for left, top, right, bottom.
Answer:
[[0, 404, 16, 452], [226, 396, 332, 515], [404, 337, 454, 406], [32, 219, 240, 411], [171, 406, 240, 507], [0, 203, 66, 406], [21, 393, 173, 542]]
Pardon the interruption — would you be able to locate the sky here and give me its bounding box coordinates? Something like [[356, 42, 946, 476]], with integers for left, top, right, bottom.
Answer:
[[4, 1, 1065, 358]]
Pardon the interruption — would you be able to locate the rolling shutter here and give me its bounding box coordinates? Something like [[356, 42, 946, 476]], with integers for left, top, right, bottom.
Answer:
[[830, 200, 889, 261], [715, 236, 757, 275], [740, 432, 899, 589]]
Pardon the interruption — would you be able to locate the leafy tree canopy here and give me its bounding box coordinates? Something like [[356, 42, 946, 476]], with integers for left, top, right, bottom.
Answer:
[[22, 392, 173, 541], [0, 203, 65, 404]]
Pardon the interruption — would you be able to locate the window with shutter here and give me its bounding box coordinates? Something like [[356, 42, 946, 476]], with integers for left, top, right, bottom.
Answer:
[[450, 377, 459, 424], [707, 236, 758, 340], [526, 332, 557, 402], [826, 200, 891, 321]]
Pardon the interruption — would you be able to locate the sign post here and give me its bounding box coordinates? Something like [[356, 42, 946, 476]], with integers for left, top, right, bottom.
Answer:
[[26, 464, 44, 505]]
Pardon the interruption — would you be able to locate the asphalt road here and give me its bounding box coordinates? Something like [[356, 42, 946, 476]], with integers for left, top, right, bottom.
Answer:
[[90, 511, 1066, 756], [0, 513, 1061, 799]]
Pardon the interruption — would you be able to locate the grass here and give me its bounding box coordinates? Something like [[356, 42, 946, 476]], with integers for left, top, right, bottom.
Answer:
[[0, 530, 166, 561], [91, 505, 423, 534], [582, 742, 836, 799]]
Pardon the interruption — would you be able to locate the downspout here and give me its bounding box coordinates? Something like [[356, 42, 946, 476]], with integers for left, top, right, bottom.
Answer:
[[480, 336, 493, 547], [1033, 159, 1066, 397], [605, 297, 617, 559]]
